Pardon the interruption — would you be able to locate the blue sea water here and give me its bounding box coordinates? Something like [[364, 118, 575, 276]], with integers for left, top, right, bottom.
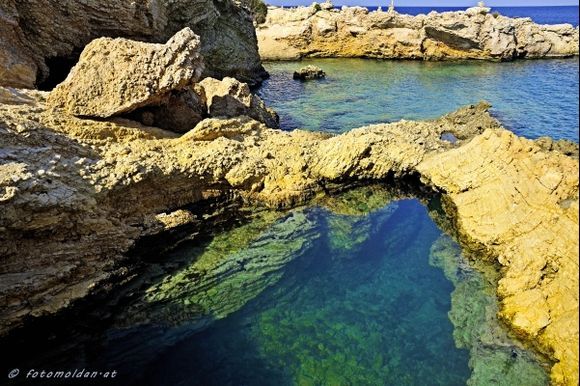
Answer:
[[258, 6, 579, 142], [361, 6, 579, 26], [124, 194, 547, 385], [0, 190, 549, 385], [258, 58, 580, 141]]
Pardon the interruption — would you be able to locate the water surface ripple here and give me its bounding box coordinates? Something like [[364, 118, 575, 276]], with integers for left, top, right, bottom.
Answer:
[[258, 58, 579, 142]]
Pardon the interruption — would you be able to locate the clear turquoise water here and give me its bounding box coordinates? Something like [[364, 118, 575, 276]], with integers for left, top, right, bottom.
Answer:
[[1, 189, 549, 385], [109, 190, 546, 386], [135, 199, 471, 385], [257, 58, 580, 142]]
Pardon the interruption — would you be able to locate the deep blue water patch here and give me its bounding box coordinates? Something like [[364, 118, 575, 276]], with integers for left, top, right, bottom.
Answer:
[[0, 188, 549, 386], [134, 199, 472, 385]]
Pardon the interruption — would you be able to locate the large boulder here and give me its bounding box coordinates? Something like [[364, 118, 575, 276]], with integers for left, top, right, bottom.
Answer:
[[47, 28, 206, 133], [198, 77, 280, 128], [0, 0, 267, 89]]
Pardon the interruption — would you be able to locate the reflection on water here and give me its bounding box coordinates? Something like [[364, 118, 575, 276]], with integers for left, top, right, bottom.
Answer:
[[258, 58, 579, 142], [1, 187, 549, 385]]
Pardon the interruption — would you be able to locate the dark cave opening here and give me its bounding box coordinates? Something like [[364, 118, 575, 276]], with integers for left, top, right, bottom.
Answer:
[[37, 54, 80, 91]]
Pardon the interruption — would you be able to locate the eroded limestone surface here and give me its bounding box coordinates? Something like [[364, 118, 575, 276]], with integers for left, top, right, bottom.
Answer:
[[47, 28, 205, 119], [0, 88, 578, 385], [257, 3, 579, 61], [0, 0, 267, 88]]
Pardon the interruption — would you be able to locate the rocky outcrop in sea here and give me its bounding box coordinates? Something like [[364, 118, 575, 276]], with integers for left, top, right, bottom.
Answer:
[[257, 3, 580, 60]]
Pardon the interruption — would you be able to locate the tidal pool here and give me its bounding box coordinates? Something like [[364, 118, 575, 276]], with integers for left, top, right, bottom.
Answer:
[[98, 187, 547, 386], [257, 58, 580, 142], [2, 187, 549, 386]]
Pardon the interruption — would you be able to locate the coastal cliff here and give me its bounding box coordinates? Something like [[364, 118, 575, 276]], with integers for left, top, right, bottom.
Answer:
[[257, 3, 580, 60], [0, 0, 267, 89]]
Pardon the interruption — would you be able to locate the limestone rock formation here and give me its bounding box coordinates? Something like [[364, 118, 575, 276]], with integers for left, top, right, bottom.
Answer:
[[257, 3, 579, 60], [293, 65, 327, 80], [0, 0, 267, 89], [47, 28, 205, 119], [418, 130, 579, 385], [0, 88, 578, 384], [198, 77, 280, 128], [46, 32, 281, 133]]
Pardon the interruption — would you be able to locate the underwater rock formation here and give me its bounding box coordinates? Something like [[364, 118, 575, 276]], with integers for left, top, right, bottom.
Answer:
[[0, 0, 267, 89], [429, 236, 549, 386], [118, 209, 318, 328], [257, 3, 579, 61], [0, 92, 578, 384]]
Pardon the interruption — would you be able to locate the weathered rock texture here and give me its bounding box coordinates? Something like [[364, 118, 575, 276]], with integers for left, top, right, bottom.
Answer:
[[197, 77, 280, 128], [46, 32, 278, 133], [418, 130, 579, 386], [293, 65, 326, 80], [0, 0, 267, 89], [47, 28, 205, 119], [0, 90, 578, 384], [257, 4, 580, 60]]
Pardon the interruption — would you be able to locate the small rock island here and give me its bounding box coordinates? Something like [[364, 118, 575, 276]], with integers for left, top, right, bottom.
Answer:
[[293, 65, 327, 80]]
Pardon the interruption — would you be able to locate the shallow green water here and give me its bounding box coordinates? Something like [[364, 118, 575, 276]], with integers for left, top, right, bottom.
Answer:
[[257, 58, 579, 142]]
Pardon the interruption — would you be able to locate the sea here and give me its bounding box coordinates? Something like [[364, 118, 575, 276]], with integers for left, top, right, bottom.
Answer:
[[258, 6, 580, 141], [0, 6, 575, 386], [356, 6, 579, 26]]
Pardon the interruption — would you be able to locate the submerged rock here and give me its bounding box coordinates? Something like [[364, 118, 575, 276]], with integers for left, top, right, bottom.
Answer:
[[429, 236, 549, 386], [257, 5, 579, 60], [293, 65, 327, 80]]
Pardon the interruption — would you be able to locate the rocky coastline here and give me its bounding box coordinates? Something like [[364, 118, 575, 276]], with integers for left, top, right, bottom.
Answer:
[[257, 3, 580, 61], [0, 0, 267, 89], [0, 3, 579, 386]]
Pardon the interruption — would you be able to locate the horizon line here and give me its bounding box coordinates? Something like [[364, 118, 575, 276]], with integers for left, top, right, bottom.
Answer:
[[271, 3, 579, 7]]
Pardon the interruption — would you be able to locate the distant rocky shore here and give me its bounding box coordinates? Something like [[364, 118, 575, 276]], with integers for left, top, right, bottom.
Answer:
[[257, 2, 580, 60]]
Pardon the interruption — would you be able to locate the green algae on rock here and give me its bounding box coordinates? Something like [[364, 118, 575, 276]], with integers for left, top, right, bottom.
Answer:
[[118, 209, 319, 328], [317, 186, 399, 258], [429, 236, 549, 386]]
